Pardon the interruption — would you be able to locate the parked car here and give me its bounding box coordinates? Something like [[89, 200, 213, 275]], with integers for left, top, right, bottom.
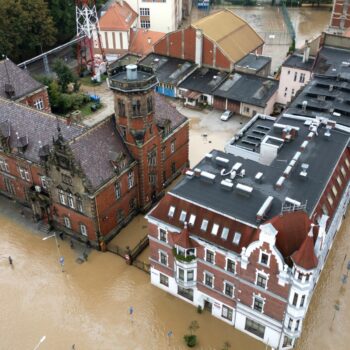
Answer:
[[220, 110, 233, 121]]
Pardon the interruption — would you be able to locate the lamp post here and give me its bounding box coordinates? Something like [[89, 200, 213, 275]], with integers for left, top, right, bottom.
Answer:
[[33, 335, 46, 350], [42, 233, 64, 272]]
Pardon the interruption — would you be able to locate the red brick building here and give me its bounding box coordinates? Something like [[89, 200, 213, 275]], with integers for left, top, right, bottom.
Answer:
[[147, 113, 350, 349], [329, 0, 350, 33], [153, 9, 264, 71], [0, 58, 50, 112], [0, 64, 188, 247]]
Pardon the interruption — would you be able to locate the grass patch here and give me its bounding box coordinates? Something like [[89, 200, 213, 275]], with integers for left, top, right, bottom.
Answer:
[[79, 74, 107, 87], [80, 102, 104, 117]]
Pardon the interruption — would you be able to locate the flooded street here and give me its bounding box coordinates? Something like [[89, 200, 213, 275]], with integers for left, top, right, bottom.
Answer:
[[0, 197, 264, 350]]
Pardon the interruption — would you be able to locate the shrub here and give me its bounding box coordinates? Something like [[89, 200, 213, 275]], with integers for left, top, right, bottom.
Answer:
[[184, 334, 197, 348], [197, 305, 203, 314]]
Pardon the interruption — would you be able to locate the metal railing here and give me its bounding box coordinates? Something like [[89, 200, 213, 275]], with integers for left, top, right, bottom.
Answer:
[[281, 1, 296, 41]]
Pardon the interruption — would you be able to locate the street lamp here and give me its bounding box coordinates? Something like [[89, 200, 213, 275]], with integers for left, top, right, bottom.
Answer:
[[33, 335, 46, 350], [42, 233, 64, 272]]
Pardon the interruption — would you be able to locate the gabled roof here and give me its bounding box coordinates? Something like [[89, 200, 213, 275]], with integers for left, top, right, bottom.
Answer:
[[129, 29, 165, 57], [169, 223, 199, 249], [99, 2, 137, 31], [192, 9, 264, 63], [291, 225, 318, 270], [0, 59, 44, 100]]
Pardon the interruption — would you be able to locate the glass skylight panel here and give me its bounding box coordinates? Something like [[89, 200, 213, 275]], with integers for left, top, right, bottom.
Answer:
[[201, 219, 208, 231], [211, 223, 219, 236], [179, 210, 187, 222], [233, 232, 241, 245], [189, 214, 196, 226], [221, 227, 229, 240]]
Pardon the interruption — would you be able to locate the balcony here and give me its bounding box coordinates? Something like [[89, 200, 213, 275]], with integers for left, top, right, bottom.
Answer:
[[175, 276, 196, 289], [172, 248, 197, 265]]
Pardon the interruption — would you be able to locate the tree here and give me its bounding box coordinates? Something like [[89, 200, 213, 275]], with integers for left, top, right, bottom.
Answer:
[[0, 0, 56, 62], [52, 59, 79, 93], [184, 321, 199, 348]]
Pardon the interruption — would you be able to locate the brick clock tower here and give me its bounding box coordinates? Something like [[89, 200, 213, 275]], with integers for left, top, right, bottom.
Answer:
[[109, 64, 164, 211]]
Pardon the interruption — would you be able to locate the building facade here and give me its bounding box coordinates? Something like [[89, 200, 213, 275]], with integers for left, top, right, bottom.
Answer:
[[0, 64, 189, 247], [329, 0, 350, 34], [147, 112, 350, 349]]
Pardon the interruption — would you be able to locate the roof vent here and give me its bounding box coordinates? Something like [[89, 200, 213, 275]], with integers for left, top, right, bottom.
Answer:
[[275, 176, 285, 189], [333, 112, 341, 117], [200, 171, 216, 183], [255, 172, 263, 183], [126, 64, 138, 80], [236, 183, 253, 196], [300, 140, 308, 151], [285, 197, 301, 207], [324, 129, 331, 140], [329, 84, 334, 92], [221, 179, 234, 191], [283, 165, 293, 177], [216, 156, 229, 166], [232, 162, 242, 172], [205, 153, 213, 160], [185, 170, 195, 178], [256, 196, 274, 222], [194, 168, 201, 177], [299, 163, 309, 178], [302, 100, 308, 112]]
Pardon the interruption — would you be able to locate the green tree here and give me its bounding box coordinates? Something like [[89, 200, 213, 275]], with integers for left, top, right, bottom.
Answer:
[[52, 59, 79, 93], [0, 0, 56, 62]]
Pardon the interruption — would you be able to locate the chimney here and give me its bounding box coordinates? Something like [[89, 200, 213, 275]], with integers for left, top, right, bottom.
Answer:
[[126, 64, 137, 80], [147, 37, 152, 45], [195, 29, 203, 67], [303, 40, 310, 63]]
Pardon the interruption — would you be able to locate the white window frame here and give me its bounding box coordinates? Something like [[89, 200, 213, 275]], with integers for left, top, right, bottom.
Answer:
[[115, 182, 121, 199], [346, 158, 350, 169], [226, 258, 236, 274], [203, 271, 214, 288], [222, 305, 233, 321], [221, 227, 229, 240], [140, 7, 150, 16], [34, 98, 44, 110], [170, 141, 175, 153], [40, 176, 48, 190], [201, 219, 208, 231], [140, 19, 150, 29], [158, 227, 167, 243], [211, 223, 219, 236], [255, 271, 269, 289], [159, 273, 169, 287], [128, 171, 134, 189], [188, 214, 196, 226], [223, 281, 234, 298], [76, 197, 83, 213], [332, 185, 338, 197], [252, 295, 265, 313], [327, 193, 334, 206], [63, 216, 71, 229], [259, 250, 271, 267], [233, 231, 241, 245], [67, 193, 75, 209], [341, 165, 347, 177], [159, 250, 168, 266], [58, 189, 66, 205], [179, 210, 187, 222], [205, 249, 215, 264], [337, 175, 343, 186], [80, 223, 88, 236], [168, 205, 175, 218]]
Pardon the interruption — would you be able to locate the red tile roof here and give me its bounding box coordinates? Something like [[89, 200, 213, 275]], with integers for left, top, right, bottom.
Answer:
[[291, 226, 318, 270], [266, 211, 314, 260], [129, 29, 165, 56], [99, 2, 137, 31]]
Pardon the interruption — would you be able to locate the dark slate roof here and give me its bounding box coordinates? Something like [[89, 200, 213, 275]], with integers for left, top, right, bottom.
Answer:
[[213, 73, 278, 107], [0, 98, 84, 163], [287, 75, 350, 127], [236, 54, 271, 71], [70, 117, 132, 190], [140, 53, 197, 85], [282, 54, 315, 71], [170, 115, 350, 227], [313, 46, 350, 78], [154, 93, 187, 131], [0, 59, 44, 100], [178, 67, 229, 95]]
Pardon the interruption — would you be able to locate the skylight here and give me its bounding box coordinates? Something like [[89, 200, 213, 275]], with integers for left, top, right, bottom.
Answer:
[[233, 232, 241, 245], [211, 223, 219, 236], [168, 206, 175, 218], [189, 214, 196, 226], [179, 210, 187, 222], [201, 219, 208, 231], [221, 227, 229, 240]]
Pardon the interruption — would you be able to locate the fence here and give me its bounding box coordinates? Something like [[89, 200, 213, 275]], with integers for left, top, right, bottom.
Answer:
[[132, 259, 151, 274], [130, 235, 149, 260], [280, 1, 296, 41], [107, 243, 128, 258]]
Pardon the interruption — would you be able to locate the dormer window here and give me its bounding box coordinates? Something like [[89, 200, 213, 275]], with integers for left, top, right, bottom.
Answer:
[[233, 232, 241, 245], [201, 219, 208, 231], [221, 227, 229, 240], [168, 206, 175, 218], [189, 214, 196, 226], [259, 252, 270, 266], [179, 210, 187, 222], [211, 223, 219, 236]]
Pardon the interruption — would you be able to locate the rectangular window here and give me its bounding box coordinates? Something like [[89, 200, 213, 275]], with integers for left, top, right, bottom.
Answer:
[[201, 219, 208, 231], [168, 206, 175, 218], [161, 147, 166, 161], [160, 273, 169, 287], [0, 159, 9, 172], [260, 252, 269, 265], [177, 286, 193, 301], [300, 295, 306, 307], [34, 98, 44, 110], [63, 216, 71, 229], [256, 273, 267, 289], [141, 19, 150, 28], [160, 251, 168, 266], [211, 223, 219, 236], [299, 73, 306, 83], [128, 171, 134, 189], [140, 7, 150, 16], [148, 174, 157, 185], [188, 214, 196, 226], [226, 259, 235, 273], [206, 250, 214, 264], [76, 197, 83, 213], [283, 336, 293, 347], [204, 272, 213, 288], [221, 227, 229, 240], [159, 228, 167, 242], [332, 185, 338, 197], [224, 282, 234, 297], [233, 232, 241, 245], [115, 182, 121, 199], [253, 297, 264, 312], [187, 270, 194, 282], [245, 318, 265, 339], [19, 168, 30, 181], [287, 317, 293, 330], [148, 149, 157, 166], [341, 166, 347, 178], [67, 194, 75, 209], [80, 224, 87, 236], [222, 305, 233, 321], [294, 72, 297, 82], [327, 193, 334, 206], [58, 190, 66, 205], [292, 293, 298, 306], [322, 204, 329, 215], [40, 176, 48, 190], [178, 268, 185, 281], [171, 141, 175, 153], [337, 175, 343, 187], [179, 210, 187, 222], [346, 158, 350, 169], [295, 320, 300, 331]]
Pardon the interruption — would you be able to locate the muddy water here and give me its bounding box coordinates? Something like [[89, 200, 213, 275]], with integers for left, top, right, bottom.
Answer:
[[0, 199, 264, 350]]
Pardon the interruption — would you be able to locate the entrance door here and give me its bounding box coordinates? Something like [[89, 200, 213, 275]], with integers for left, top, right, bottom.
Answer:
[[204, 300, 212, 313]]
